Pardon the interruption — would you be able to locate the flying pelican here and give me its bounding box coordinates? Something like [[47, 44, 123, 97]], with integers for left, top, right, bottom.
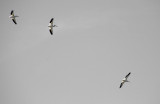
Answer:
[[48, 18, 57, 35], [119, 72, 131, 88], [9, 10, 19, 24]]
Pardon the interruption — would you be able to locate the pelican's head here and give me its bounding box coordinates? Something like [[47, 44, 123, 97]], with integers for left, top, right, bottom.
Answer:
[[126, 80, 130, 82], [53, 25, 58, 27]]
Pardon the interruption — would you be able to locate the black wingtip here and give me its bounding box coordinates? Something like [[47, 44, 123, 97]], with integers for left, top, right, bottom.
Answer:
[[11, 10, 14, 15], [119, 83, 122, 88], [12, 19, 17, 24], [50, 18, 54, 23], [125, 72, 131, 78], [49, 29, 53, 35]]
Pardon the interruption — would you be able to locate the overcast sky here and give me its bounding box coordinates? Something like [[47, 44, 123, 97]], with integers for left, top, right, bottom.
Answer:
[[0, 0, 160, 104]]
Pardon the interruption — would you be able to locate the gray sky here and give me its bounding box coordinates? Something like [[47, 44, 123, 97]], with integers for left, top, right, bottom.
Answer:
[[0, 0, 160, 104]]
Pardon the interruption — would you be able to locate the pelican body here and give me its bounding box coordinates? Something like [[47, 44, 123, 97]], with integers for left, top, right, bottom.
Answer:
[[119, 72, 131, 88], [9, 10, 18, 24], [48, 18, 57, 35]]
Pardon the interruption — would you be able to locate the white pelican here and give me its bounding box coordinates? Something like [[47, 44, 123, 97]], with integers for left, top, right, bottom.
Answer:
[[9, 10, 18, 24], [119, 72, 131, 88], [48, 18, 57, 35]]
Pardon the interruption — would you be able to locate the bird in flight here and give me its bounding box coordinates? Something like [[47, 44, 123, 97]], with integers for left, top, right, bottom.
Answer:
[[48, 18, 57, 35], [119, 72, 131, 88], [9, 10, 19, 24]]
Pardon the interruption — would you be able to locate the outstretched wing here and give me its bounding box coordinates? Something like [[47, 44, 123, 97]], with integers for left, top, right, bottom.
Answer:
[[50, 18, 54, 25], [49, 28, 53, 35], [125, 72, 131, 78], [119, 82, 124, 88], [11, 10, 14, 15], [12, 18, 17, 24]]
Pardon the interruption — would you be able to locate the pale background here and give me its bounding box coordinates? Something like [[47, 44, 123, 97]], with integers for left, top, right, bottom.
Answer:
[[0, 0, 160, 104]]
